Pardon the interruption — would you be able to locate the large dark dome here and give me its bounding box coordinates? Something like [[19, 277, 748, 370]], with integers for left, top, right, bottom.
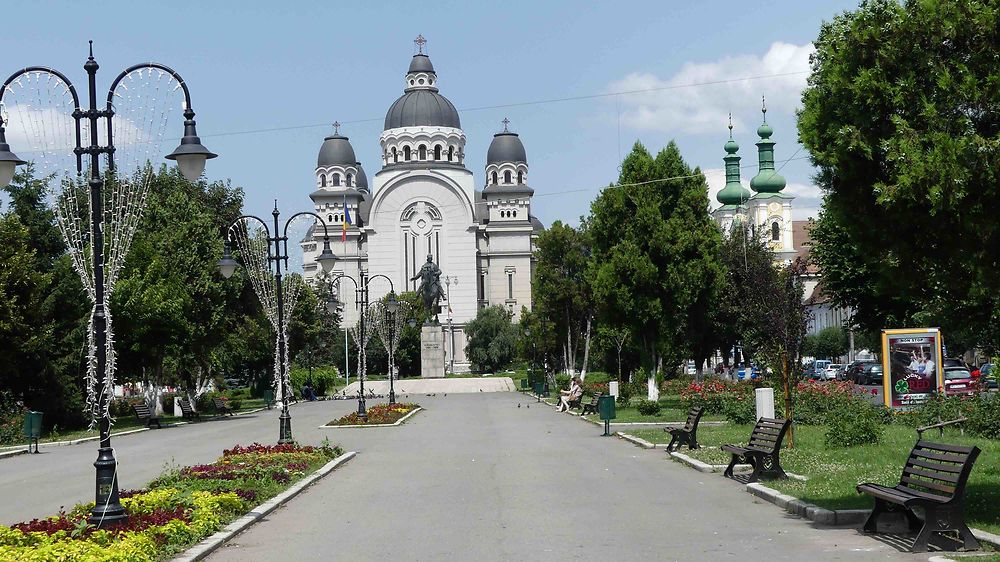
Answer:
[[384, 90, 461, 130], [317, 134, 357, 167], [487, 132, 526, 164]]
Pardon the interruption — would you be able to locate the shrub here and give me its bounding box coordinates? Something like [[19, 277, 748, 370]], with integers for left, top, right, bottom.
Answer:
[[0, 403, 25, 446], [635, 400, 662, 416], [661, 374, 695, 396], [109, 397, 137, 419], [195, 392, 216, 413], [679, 379, 755, 414], [905, 393, 1000, 440], [290, 366, 340, 397], [794, 380, 860, 425], [722, 394, 757, 424], [824, 399, 886, 447], [582, 381, 608, 397], [228, 399, 242, 411]]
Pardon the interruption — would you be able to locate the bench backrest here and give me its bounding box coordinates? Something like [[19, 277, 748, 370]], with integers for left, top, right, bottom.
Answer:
[[132, 403, 153, 417], [747, 417, 791, 453], [213, 397, 227, 407], [897, 440, 981, 501], [684, 406, 705, 431], [178, 399, 195, 413], [589, 394, 601, 405]]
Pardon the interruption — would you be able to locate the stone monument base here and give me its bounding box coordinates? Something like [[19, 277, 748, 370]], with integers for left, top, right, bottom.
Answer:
[[421, 324, 446, 379]]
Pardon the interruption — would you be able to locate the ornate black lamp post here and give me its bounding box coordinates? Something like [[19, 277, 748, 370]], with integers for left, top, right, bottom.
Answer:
[[0, 43, 215, 528], [329, 274, 399, 418], [217, 203, 337, 443]]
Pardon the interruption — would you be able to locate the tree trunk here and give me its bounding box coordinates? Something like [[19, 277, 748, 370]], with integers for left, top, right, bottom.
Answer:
[[647, 347, 660, 401], [580, 315, 592, 381]]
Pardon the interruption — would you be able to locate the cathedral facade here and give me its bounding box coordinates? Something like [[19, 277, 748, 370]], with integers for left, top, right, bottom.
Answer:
[[301, 39, 541, 373]]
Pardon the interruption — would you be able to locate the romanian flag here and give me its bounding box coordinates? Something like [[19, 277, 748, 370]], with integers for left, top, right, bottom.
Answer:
[[342, 195, 352, 242]]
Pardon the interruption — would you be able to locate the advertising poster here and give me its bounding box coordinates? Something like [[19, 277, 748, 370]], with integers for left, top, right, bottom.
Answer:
[[881, 328, 944, 409]]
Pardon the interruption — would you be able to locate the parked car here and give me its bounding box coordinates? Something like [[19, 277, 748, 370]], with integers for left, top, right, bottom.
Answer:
[[943, 366, 976, 396], [848, 362, 883, 386], [943, 358, 967, 369], [811, 360, 832, 378], [822, 364, 843, 381], [973, 363, 997, 391], [737, 365, 760, 381]]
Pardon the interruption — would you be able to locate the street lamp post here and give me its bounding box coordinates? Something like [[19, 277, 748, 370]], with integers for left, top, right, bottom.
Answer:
[[0, 43, 216, 529], [329, 274, 398, 418], [443, 276, 458, 374], [217, 203, 337, 444]]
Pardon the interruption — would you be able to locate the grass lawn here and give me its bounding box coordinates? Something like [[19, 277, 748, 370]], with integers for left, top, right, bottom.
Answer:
[[629, 423, 1000, 535]]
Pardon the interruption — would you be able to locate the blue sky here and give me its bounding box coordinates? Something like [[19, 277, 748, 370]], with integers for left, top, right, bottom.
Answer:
[[1, 0, 860, 227]]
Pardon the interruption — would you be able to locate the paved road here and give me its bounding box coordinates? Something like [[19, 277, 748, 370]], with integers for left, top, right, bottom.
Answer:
[[203, 393, 929, 562], [0, 398, 368, 523]]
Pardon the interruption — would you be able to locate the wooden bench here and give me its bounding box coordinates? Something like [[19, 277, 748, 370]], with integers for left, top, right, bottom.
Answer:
[[131, 402, 161, 429], [213, 397, 234, 416], [857, 440, 981, 552], [178, 398, 200, 420], [581, 393, 601, 415], [721, 417, 791, 482], [665, 406, 704, 452]]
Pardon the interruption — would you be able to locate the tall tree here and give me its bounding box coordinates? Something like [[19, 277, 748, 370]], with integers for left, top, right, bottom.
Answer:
[[589, 141, 724, 398], [465, 305, 519, 373], [799, 0, 1000, 353], [532, 221, 592, 377]]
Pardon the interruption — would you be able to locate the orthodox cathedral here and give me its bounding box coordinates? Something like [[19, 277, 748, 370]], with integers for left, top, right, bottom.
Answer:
[[301, 37, 542, 373], [712, 103, 796, 263]]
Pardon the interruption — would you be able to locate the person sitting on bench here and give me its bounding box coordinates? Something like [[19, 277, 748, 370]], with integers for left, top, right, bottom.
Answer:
[[557, 376, 583, 412], [302, 382, 317, 401]]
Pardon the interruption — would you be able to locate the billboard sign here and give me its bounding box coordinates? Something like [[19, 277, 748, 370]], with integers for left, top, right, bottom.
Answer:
[[881, 328, 944, 410]]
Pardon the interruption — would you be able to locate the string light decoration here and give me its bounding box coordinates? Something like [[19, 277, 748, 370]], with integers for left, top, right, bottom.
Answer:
[[2, 66, 181, 425], [0, 45, 215, 529]]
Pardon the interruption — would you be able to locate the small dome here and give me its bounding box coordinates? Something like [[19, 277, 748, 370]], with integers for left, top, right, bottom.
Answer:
[[408, 54, 435, 75], [384, 90, 461, 129], [355, 162, 368, 190], [317, 134, 357, 168], [724, 138, 739, 154], [757, 122, 773, 139], [487, 132, 527, 165]]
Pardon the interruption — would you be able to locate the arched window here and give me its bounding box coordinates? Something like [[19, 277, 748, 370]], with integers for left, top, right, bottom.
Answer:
[[320, 174, 327, 188], [434, 145, 442, 160], [346, 173, 353, 186], [504, 170, 512, 184], [404, 146, 411, 161], [392, 147, 398, 163], [418, 145, 426, 160], [771, 222, 780, 242], [332, 174, 341, 187], [517, 171, 523, 184], [448, 146, 454, 162], [328, 214, 333, 224], [513, 209, 518, 218], [491, 171, 498, 184]]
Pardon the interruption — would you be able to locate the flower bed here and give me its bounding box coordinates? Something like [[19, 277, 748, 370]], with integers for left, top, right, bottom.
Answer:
[[327, 403, 419, 426], [0, 442, 342, 561]]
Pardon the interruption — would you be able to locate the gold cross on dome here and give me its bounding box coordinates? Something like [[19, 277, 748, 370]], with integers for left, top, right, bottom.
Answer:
[[414, 34, 427, 54], [501, 117, 510, 132], [333, 121, 341, 135]]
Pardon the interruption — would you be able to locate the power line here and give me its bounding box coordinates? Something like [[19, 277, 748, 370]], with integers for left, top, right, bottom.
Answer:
[[198, 70, 809, 140]]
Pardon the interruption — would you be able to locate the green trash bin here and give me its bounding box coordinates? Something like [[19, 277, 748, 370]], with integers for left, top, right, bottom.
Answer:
[[22, 411, 42, 453], [263, 389, 274, 410], [520, 378, 529, 391], [533, 381, 543, 402], [598, 395, 616, 436]]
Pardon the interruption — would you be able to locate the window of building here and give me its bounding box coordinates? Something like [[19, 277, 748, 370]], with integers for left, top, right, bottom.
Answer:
[[346, 173, 353, 186], [404, 146, 411, 161], [434, 145, 442, 160], [320, 174, 327, 188], [771, 222, 780, 242], [392, 147, 398, 163], [491, 171, 498, 184], [327, 214, 333, 224], [507, 271, 514, 299], [448, 146, 454, 162], [504, 170, 512, 184], [478, 272, 485, 300], [418, 145, 427, 160], [332, 174, 341, 187], [517, 171, 523, 184]]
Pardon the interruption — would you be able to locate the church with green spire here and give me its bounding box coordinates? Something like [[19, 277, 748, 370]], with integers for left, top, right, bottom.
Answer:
[[713, 98, 797, 263]]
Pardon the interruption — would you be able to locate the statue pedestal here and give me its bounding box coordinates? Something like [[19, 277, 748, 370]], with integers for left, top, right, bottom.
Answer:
[[421, 324, 446, 379]]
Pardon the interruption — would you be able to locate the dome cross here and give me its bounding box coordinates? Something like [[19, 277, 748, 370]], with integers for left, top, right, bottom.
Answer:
[[414, 34, 427, 54], [332, 121, 341, 135], [501, 117, 510, 132]]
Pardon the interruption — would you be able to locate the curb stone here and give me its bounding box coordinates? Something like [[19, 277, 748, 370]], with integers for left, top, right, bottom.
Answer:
[[172, 451, 357, 561], [615, 432, 655, 449], [0, 449, 28, 460], [319, 407, 423, 429]]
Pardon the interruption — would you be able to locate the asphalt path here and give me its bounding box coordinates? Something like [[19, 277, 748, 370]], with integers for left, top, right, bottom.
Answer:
[[0, 398, 367, 523], [198, 393, 931, 562]]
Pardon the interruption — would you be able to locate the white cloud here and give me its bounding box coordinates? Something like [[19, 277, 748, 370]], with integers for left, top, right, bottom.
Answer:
[[608, 42, 814, 135], [704, 167, 821, 221]]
